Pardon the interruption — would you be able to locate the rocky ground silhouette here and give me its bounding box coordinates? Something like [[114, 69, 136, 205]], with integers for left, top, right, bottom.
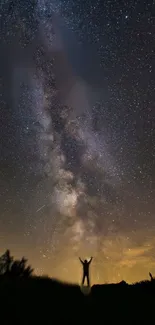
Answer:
[[0, 275, 155, 323], [0, 250, 155, 323]]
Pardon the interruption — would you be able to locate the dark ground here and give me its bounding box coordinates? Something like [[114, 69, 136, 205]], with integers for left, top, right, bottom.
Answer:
[[1, 275, 155, 323]]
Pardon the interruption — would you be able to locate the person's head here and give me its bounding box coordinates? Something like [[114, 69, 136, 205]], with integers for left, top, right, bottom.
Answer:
[[84, 259, 87, 263]]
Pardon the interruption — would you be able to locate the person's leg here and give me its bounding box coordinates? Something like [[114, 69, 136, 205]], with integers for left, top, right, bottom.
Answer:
[[87, 274, 90, 287], [82, 273, 85, 285]]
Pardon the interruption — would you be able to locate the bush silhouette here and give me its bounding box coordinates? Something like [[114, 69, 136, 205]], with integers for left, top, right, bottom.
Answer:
[[0, 250, 33, 277]]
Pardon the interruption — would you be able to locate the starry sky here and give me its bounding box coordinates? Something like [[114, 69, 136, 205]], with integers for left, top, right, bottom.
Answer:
[[0, 0, 155, 284]]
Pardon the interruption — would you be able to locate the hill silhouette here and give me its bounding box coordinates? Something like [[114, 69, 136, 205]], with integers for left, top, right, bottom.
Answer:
[[0, 250, 155, 322]]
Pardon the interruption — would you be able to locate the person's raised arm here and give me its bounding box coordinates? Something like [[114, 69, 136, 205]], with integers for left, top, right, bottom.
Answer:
[[79, 257, 83, 264], [88, 256, 93, 264]]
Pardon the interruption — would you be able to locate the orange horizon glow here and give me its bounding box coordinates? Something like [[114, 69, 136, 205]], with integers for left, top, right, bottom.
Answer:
[[2, 228, 155, 286]]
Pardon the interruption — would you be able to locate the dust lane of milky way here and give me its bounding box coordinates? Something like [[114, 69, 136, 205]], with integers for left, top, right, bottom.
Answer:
[[0, 0, 155, 284]]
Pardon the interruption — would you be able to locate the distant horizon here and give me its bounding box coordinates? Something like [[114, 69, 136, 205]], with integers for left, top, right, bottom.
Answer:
[[0, 248, 152, 285]]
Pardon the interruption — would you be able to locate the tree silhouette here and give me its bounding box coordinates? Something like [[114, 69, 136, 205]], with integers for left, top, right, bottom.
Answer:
[[0, 250, 33, 277], [11, 257, 33, 277], [0, 249, 13, 274]]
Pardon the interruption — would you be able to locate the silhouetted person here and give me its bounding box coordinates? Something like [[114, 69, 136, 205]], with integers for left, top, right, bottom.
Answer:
[[79, 257, 93, 287]]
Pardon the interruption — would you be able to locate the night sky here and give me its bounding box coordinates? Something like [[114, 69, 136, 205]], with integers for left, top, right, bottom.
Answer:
[[0, 0, 155, 284]]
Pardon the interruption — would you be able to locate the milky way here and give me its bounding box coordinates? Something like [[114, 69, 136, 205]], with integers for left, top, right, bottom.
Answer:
[[0, 0, 155, 284]]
